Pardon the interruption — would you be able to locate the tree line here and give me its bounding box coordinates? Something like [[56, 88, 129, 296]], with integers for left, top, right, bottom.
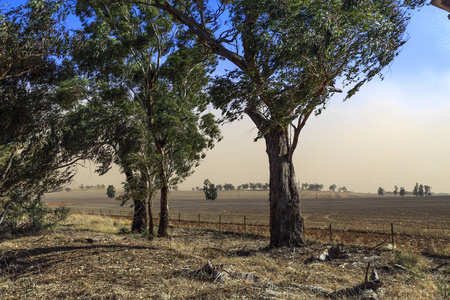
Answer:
[[194, 182, 271, 192], [377, 184, 432, 197], [0, 0, 426, 247], [300, 183, 348, 193]]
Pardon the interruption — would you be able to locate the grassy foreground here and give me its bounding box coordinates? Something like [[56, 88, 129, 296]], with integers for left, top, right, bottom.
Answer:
[[0, 214, 448, 299]]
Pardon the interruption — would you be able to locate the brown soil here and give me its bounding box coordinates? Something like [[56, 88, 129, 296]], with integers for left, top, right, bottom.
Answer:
[[1, 216, 448, 299]]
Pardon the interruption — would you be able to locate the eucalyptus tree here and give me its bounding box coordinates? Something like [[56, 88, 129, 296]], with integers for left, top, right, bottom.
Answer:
[[74, 1, 221, 237], [128, 0, 427, 246], [0, 1, 111, 231]]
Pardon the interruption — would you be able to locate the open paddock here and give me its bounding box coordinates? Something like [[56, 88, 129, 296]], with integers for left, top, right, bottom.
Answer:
[[45, 190, 450, 240]]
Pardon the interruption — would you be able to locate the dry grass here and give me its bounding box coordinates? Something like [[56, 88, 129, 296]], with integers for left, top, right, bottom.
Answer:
[[0, 214, 448, 299]]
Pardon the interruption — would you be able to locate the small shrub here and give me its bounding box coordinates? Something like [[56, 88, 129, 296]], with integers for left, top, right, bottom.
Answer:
[[117, 226, 130, 235], [0, 197, 71, 234]]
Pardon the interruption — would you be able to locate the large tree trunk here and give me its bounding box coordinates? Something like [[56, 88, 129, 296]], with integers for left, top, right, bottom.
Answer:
[[265, 128, 305, 247], [132, 198, 147, 233], [125, 170, 148, 233], [147, 186, 154, 238], [157, 150, 170, 237]]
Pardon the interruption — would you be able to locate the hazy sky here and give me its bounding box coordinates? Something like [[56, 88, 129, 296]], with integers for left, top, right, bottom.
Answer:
[[8, 1, 449, 193]]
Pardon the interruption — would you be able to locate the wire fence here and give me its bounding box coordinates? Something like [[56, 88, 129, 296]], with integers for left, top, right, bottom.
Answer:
[[68, 208, 449, 250]]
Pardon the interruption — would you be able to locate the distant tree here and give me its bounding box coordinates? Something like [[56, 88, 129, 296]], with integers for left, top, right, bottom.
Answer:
[[338, 186, 348, 193], [237, 185, 242, 190], [329, 184, 337, 192], [256, 183, 263, 190], [65, 188, 71, 192], [399, 187, 406, 197], [418, 184, 424, 197], [101, 184, 105, 189], [262, 183, 269, 191], [216, 184, 223, 191], [301, 183, 309, 190], [242, 183, 249, 190], [394, 185, 398, 196], [172, 186, 178, 192], [79, 184, 84, 191], [424, 185, 432, 196], [413, 183, 419, 196], [249, 183, 257, 190], [203, 179, 218, 200], [308, 183, 324, 191], [192, 188, 195, 191], [106, 185, 116, 199], [378, 187, 385, 196], [196, 187, 200, 191], [223, 183, 235, 191]]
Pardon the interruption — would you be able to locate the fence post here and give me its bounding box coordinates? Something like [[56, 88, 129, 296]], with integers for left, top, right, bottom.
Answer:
[[244, 216, 247, 235], [178, 212, 181, 222], [329, 223, 333, 244], [391, 223, 395, 251], [219, 215, 222, 232], [198, 213, 201, 228]]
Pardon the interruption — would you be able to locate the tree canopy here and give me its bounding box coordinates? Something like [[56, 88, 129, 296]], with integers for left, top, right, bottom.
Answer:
[[138, 0, 426, 247], [73, 0, 222, 236]]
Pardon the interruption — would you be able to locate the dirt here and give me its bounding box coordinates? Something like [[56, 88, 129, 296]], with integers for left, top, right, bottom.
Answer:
[[1, 223, 448, 299]]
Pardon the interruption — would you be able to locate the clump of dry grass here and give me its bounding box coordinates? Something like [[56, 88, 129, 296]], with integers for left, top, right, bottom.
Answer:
[[61, 213, 131, 234]]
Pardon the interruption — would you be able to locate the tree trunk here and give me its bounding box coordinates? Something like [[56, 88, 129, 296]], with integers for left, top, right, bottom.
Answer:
[[265, 127, 305, 247], [148, 187, 154, 239], [125, 170, 148, 233], [132, 197, 147, 233], [157, 150, 170, 237]]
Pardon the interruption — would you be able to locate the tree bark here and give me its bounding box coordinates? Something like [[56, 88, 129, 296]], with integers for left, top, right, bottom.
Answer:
[[132, 197, 147, 233], [157, 150, 169, 237], [147, 185, 154, 238], [124, 170, 148, 233], [265, 127, 305, 247]]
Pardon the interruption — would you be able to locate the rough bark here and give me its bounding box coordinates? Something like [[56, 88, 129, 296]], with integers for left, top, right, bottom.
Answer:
[[147, 187, 154, 238], [157, 149, 170, 237], [265, 127, 305, 247], [132, 197, 148, 233], [124, 170, 148, 233]]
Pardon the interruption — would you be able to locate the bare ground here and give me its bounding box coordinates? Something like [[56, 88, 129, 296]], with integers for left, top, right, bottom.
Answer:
[[0, 214, 449, 299]]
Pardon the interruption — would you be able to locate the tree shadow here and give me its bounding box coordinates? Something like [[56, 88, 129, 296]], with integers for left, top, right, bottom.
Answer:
[[0, 243, 157, 279]]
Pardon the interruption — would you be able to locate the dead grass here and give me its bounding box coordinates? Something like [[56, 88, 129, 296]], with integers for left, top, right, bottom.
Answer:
[[0, 214, 448, 299]]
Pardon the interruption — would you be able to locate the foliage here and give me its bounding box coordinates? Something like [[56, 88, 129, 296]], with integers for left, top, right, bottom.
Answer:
[[412, 183, 431, 196], [74, 1, 222, 236], [329, 184, 337, 192], [307, 183, 324, 191], [107, 185, 116, 199], [399, 187, 406, 197], [338, 186, 348, 192], [143, 0, 425, 246], [223, 183, 235, 191], [413, 183, 419, 196], [0, 1, 103, 230], [0, 192, 70, 234], [378, 187, 385, 196], [203, 179, 218, 201]]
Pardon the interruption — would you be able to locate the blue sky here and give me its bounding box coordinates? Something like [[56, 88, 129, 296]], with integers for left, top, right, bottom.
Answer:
[[4, 1, 450, 193]]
